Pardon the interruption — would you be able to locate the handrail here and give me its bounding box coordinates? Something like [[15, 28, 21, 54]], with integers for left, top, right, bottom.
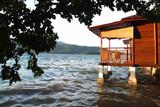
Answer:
[[101, 47, 131, 49]]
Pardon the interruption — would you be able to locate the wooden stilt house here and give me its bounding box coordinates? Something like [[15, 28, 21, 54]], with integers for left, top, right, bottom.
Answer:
[[89, 15, 160, 67]]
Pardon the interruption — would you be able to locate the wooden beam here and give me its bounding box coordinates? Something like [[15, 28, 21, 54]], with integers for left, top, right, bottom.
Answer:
[[100, 32, 102, 63], [127, 44, 128, 61], [99, 62, 160, 67], [109, 38, 111, 50], [109, 38, 111, 63], [129, 39, 132, 63], [131, 38, 135, 65], [154, 22, 158, 64]]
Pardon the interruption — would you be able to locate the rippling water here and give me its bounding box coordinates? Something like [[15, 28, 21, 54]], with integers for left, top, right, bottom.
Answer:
[[0, 53, 160, 107]]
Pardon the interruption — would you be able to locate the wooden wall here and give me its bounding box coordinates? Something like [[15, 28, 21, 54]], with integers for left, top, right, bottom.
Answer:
[[101, 48, 110, 63], [101, 27, 134, 38], [134, 22, 155, 66], [158, 23, 160, 65]]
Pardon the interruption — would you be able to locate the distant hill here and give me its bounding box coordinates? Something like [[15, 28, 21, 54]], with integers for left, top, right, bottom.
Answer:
[[51, 42, 100, 54]]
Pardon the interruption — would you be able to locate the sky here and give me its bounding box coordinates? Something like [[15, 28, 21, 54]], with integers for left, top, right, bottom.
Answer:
[[25, 0, 136, 47], [52, 9, 135, 46]]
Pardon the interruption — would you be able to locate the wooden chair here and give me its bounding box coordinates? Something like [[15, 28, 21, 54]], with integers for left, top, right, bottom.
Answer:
[[112, 51, 121, 63]]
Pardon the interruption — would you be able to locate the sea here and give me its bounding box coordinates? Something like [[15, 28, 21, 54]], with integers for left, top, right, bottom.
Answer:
[[0, 53, 160, 107]]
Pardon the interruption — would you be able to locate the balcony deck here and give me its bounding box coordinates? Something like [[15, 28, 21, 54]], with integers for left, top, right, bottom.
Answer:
[[100, 47, 133, 66], [99, 62, 133, 66]]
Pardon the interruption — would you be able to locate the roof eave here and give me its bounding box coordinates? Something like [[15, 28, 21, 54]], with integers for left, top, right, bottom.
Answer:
[[89, 27, 100, 37]]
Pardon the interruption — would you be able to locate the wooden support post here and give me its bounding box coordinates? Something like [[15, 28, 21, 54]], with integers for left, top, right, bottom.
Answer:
[[130, 39, 132, 63], [127, 44, 128, 62], [131, 38, 135, 65], [128, 66, 137, 85], [109, 38, 111, 50], [154, 22, 158, 64], [109, 38, 111, 63], [100, 34, 102, 64]]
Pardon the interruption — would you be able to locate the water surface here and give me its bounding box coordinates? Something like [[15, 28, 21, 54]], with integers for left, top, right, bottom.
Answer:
[[0, 53, 160, 107]]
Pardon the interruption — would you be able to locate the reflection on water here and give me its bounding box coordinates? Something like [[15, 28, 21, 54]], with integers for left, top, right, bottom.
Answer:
[[0, 53, 160, 107]]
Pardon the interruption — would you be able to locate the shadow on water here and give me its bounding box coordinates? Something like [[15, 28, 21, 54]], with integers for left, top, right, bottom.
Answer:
[[97, 81, 160, 107], [0, 54, 160, 107]]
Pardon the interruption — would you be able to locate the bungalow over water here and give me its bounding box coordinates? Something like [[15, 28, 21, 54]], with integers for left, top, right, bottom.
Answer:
[[89, 15, 160, 85]]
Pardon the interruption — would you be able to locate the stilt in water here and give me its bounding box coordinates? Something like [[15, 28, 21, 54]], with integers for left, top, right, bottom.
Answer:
[[128, 66, 137, 85], [107, 66, 112, 76], [97, 65, 104, 84], [152, 67, 157, 76], [97, 65, 112, 84]]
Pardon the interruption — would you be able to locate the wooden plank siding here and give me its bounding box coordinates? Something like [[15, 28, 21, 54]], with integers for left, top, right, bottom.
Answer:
[[101, 48, 110, 63], [134, 23, 155, 65], [101, 27, 134, 38]]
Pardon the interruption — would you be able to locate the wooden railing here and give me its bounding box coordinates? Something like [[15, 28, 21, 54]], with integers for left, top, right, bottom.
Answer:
[[101, 47, 132, 64]]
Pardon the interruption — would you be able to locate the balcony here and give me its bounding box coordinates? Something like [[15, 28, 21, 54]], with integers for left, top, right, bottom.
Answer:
[[100, 47, 133, 66]]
